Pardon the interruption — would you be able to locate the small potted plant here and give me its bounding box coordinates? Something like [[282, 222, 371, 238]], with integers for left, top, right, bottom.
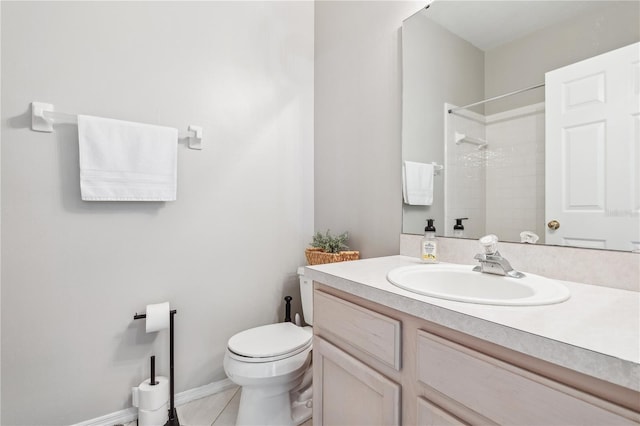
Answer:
[[305, 230, 360, 265]]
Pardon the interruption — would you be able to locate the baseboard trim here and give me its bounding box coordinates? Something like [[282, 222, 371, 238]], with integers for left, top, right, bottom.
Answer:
[[174, 378, 236, 407], [71, 378, 236, 426], [71, 408, 138, 426]]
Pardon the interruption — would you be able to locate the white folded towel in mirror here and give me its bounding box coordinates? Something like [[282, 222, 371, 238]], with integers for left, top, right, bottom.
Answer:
[[402, 161, 434, 205], [77, 115, 178, 201]]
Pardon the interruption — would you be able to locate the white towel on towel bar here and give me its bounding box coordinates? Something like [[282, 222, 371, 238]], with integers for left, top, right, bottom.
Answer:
[[77, 115, 178, 201], [402, 161, 434, 205]]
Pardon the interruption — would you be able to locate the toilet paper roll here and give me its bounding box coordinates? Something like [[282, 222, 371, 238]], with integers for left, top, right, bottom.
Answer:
[[145, 302, 170, 333], [138, 403, 169, 426], [135, 376, 169, 411]]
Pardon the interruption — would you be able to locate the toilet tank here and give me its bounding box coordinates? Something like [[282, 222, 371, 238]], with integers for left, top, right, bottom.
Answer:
[[297, 267, 313, 325]]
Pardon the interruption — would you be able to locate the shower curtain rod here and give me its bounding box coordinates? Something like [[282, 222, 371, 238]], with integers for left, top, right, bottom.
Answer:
[[448, 83, 545, 114]]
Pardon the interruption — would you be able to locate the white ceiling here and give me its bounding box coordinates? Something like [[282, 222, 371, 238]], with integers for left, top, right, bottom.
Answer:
[[423, 1, 617, 51]]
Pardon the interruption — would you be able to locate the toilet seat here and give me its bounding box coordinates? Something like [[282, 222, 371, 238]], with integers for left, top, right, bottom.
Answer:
[[228, 322, 312, 363]]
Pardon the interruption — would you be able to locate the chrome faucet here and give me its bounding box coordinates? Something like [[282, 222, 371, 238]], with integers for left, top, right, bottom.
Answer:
[[473, 234, 525, 278]]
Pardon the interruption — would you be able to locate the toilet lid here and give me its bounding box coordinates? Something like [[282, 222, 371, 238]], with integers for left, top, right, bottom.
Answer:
[[228, 322, 312, 358]]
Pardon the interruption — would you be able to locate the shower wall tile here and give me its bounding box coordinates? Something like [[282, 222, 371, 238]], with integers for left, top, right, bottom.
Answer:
[[485, 103, 545, 242], [445, 108, 487, 238]]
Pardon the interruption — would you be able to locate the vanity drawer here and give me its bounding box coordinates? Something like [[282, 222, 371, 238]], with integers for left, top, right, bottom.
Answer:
[[417, 397, 468, 426], [416, 330, 638, 425], [314, 290, 401, 370]]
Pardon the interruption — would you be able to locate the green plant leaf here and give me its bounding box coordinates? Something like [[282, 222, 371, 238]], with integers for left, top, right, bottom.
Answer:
[[310, 229, 350, 253]]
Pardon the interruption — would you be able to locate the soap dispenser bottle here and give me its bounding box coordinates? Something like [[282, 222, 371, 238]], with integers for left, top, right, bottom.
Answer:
[[453, 218, 468, 238], [421, 219, 438, 263]]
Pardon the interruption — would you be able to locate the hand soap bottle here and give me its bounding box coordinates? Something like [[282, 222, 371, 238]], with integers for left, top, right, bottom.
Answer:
[[453, 218, 468, 238], [421, 219, 438, 263]]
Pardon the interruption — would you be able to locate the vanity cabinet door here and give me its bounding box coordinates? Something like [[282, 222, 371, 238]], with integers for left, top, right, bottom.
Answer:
[[313, 336, 401, 426]]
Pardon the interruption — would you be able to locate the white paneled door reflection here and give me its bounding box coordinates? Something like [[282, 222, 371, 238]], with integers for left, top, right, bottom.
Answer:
[[546, 42, 640, 251]]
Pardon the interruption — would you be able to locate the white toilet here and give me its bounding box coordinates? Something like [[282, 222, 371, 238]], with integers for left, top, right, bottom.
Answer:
[[223, 267, 313, 426]]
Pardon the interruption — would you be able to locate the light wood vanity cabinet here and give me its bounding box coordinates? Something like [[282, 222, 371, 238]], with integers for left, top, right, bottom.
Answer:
[[416, 331, 638, 425], [313, 285, 640, 426], [416, 397, 468, 426], [313, 291, 402, 425], [314, 336, 401, 425]]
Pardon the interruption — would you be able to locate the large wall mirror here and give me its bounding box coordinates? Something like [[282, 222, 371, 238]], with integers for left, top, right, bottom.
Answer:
[[402, 0, 640, 251]]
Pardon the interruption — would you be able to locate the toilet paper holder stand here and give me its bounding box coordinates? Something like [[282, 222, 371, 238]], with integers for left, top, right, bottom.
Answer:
[[134, 309, 180, 426]]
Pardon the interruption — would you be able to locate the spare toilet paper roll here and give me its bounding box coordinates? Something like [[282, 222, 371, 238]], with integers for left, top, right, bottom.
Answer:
[[138, 403, 169, 426], [145, 302, 170, 333], [135, 376, 169, 411]]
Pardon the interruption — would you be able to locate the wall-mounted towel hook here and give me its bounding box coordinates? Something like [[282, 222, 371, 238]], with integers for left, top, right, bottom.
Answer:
[[31, 102, 55, 132], [187, 125, 203, 150]]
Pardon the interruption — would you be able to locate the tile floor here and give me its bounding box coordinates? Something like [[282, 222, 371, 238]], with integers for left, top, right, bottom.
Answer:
[[125, 386, 312, 426]]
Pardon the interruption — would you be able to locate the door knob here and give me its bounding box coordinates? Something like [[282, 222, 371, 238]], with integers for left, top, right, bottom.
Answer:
[[547, 220, 560, 230]]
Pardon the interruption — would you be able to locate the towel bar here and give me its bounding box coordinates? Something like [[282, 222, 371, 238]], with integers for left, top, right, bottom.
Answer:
[[31, 101, 203, 150], [454, 132, 488, 149], [432, 162, 444, 175]]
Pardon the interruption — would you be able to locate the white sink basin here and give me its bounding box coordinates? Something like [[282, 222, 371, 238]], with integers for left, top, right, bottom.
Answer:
[[387, 264, 570, 306]]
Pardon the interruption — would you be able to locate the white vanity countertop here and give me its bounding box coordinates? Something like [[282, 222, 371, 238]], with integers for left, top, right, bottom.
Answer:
[[305, 255, 640, 392]]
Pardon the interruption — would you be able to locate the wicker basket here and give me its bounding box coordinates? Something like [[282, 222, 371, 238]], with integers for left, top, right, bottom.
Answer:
[[305, 248, 360, 265]]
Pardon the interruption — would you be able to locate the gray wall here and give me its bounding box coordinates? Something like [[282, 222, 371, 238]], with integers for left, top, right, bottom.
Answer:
[[1, 2, 313, 424], [314, 1, 424, 258], [485, 1, 640, 114], [401, 9, 485, 235], [0, 2, 3, 418]]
